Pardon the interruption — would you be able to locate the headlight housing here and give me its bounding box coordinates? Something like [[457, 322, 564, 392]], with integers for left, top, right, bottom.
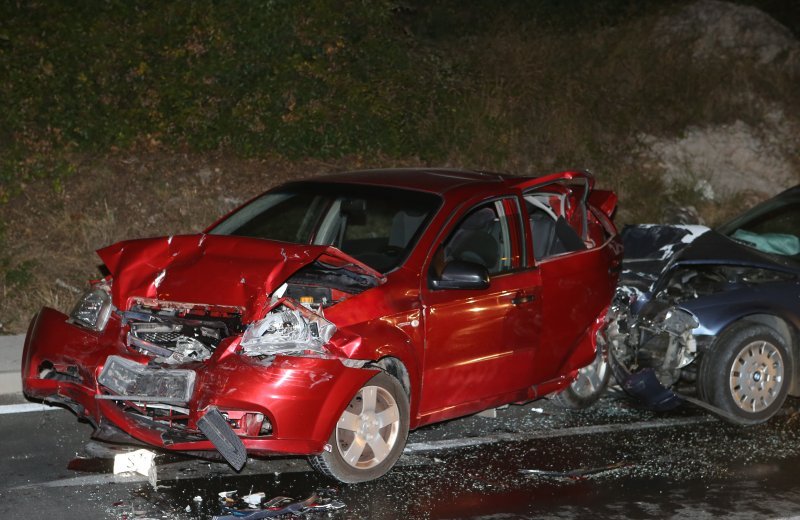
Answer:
[[653, 306, 699, 336], [69, 283, 113, 331], [240, 299, 336, 358]]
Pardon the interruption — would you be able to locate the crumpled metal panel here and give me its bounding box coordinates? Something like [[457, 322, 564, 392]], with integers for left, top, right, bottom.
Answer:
[[96, 234, 382, 321]]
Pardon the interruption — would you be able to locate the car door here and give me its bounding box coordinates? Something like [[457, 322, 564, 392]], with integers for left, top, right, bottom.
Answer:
[[418, 196, 542, 421], [519, 173, 619, 382]]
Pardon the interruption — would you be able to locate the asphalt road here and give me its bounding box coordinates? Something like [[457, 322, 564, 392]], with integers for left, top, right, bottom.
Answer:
[[3, 389, 800, 519]]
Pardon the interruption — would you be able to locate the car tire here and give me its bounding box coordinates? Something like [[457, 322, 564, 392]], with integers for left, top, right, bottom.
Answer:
[[699, 321, 791, 425], [552, 347, 610, 409], [309, 372, 409, 483]]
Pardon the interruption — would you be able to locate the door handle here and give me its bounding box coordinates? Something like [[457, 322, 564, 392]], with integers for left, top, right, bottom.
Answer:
[[512, 294, 535, 305]]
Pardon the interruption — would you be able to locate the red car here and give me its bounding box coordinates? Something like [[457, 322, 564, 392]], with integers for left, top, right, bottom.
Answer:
[[22, 169, 622, 482]]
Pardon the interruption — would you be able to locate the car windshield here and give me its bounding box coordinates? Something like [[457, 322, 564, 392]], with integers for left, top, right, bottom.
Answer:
[[718, 195, 800, 258], [209, 182, 442, 273]]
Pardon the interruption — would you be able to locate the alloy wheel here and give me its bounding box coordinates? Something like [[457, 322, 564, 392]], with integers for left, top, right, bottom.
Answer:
[[335, 385, 401, 469]]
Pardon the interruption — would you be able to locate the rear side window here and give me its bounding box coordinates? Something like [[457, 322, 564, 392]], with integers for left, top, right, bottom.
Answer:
[[525, 192, 587, 261]]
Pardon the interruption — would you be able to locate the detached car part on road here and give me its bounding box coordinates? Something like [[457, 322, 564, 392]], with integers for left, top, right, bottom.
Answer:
[[23, 168, 622, 482], [607, 185, 800, 424]]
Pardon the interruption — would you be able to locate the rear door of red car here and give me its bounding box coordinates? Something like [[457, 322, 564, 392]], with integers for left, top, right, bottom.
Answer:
[[516, 173, 620, 382], [418, 195, 543, 421]]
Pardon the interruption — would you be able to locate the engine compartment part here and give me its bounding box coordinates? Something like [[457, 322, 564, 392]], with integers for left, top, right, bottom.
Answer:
[[121, 301, 243, 363]]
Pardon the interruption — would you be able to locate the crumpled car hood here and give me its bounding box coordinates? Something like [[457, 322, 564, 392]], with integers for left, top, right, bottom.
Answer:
[[97, 234, 383, 320], [620, 224, 710, 292], [668, 229, 800, 275]]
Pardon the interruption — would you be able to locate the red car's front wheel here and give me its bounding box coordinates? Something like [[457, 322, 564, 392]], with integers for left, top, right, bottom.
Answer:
[[309, 372, 409, 483]]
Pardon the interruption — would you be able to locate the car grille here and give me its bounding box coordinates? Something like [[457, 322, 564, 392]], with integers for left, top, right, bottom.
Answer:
[[135, 331, 184, 344]]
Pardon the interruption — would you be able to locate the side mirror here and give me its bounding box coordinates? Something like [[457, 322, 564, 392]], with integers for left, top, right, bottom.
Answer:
[[431, 260, 490, 290]]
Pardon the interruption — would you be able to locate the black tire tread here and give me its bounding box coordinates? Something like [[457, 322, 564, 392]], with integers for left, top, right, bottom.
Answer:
[[699, 320, 791, 425]]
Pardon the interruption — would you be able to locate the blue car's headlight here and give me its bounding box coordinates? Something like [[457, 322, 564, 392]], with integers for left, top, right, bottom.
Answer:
[[69, 284, 113, 331], [654, 306, 699, 336]]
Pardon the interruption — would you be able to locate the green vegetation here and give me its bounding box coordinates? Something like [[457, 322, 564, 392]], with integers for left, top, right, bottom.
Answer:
[[2, 1, 798, 196], [0, 0, 798, 332], [0, 1, 455, 189]]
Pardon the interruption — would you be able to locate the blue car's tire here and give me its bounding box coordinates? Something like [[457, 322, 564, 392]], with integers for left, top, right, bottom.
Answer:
[[699, 321, 791, 424]]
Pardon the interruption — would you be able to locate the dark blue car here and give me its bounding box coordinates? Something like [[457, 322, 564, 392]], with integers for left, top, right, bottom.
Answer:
[[606, 185, 800, 424]]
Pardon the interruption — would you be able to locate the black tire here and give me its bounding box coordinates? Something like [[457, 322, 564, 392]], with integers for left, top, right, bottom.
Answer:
[[552, 347, 611, 409], [699, 321, 791, 425], [309, 372, 409, 483]]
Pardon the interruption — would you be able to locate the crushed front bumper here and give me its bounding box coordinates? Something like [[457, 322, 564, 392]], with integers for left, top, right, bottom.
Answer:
[[22, 307, 377, 460]]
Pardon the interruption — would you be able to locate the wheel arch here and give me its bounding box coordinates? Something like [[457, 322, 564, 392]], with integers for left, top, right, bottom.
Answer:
[[370, 356, 412, 399], [337, 319, 422, 425]]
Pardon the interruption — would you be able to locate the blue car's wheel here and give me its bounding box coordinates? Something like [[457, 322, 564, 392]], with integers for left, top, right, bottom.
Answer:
[[700, 321, 791, 424]]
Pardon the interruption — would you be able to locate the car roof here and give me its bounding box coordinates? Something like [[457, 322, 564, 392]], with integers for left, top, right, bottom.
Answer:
[[306, 168, 522, 194]]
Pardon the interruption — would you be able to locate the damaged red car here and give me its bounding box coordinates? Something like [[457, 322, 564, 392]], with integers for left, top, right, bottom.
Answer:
[[23, 168, 622, 482]]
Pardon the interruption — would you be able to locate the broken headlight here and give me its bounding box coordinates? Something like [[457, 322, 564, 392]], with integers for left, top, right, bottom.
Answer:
[[653, 307, 699, 336], [240, 300, 336, 357], [69, 283, 113, 331]]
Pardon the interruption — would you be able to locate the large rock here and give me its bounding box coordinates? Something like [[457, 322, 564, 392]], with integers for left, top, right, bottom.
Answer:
[[657, 0, 799, 67], [639, 107, 799, 200]]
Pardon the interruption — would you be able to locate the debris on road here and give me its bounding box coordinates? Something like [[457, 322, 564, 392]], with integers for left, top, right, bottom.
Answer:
[[113, 448, 158, 488], [520, 461, 631, 481], [213, 488, 345, 519]]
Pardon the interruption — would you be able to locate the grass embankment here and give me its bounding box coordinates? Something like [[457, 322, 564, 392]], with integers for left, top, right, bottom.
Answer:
[[1, 1, 798, 332]]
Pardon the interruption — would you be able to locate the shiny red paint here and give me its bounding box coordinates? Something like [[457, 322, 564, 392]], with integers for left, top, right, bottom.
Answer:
[[22, 168, 622, 467], [98, 237, 382, 322]]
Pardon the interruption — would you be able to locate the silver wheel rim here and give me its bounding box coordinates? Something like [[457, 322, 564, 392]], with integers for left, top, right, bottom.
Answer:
[[570, 351, 608, 398], [729, 340, 784, 413], [335, 385, 400, 469]]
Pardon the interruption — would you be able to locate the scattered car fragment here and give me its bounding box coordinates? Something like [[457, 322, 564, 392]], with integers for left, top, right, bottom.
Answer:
[[607, 185, 800, 424], [214, 488, 345, 519], [520, 461, 630, 480], [22, 168, 622, 482], [112, 448, 158, 488]]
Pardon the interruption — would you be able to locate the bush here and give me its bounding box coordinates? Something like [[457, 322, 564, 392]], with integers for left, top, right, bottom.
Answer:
[[0, 1, 463, 193]]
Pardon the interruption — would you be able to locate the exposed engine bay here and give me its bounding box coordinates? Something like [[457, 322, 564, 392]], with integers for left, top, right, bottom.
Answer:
[[121, 269, 360, 365]]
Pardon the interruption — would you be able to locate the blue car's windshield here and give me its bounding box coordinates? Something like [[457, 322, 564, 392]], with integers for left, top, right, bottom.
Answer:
[[718, 196, 800, 257], [210, 182, 442, 273]]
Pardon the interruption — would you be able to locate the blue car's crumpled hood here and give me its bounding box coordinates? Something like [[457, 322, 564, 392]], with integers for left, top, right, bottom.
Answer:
[[668, 229, 800, 275]]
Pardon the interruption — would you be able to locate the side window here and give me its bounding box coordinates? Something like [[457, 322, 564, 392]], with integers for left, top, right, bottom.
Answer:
[[525, 192, 587, 261], [434, 199, 519, 277]]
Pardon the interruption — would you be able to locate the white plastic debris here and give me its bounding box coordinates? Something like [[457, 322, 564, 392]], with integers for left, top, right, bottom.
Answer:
[[113, 448, 157, 488], [243, 492, 265, 507], [531, 407, 544, 413]]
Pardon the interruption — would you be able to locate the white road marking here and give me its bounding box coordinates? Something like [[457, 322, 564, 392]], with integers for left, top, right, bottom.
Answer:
[[403, 415, 716, 453], [0, 402, 60, 414], [13, 414, 716, 490]]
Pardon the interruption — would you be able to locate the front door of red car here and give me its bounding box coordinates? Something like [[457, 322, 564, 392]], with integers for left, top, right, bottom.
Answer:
[[418, 197, 542, 420]]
